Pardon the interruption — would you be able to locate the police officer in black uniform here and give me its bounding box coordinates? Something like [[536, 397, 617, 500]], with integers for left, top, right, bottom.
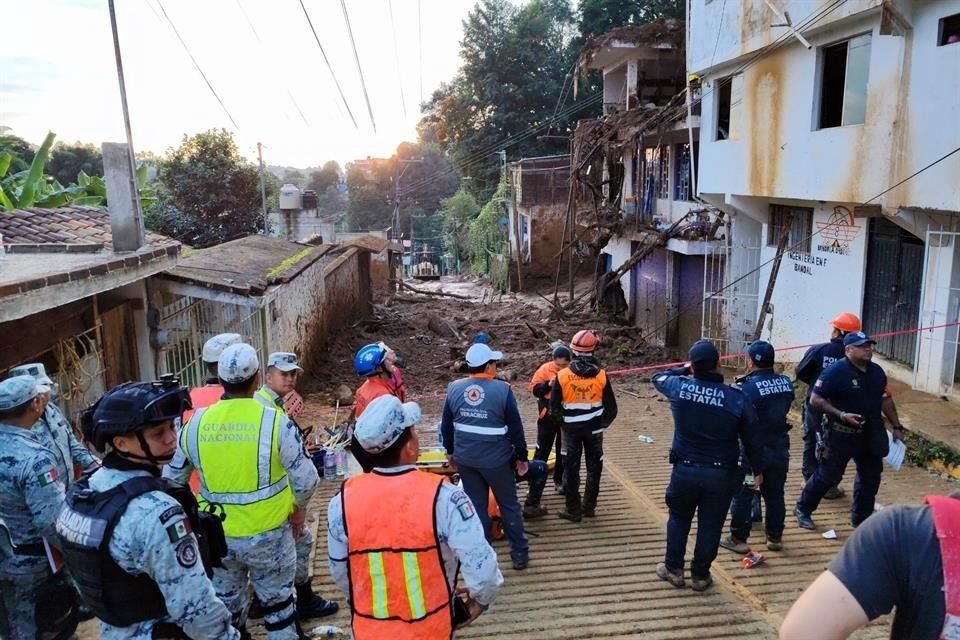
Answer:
[[794, 312, 861, 494], [795, 332, 905, 531], [720, 341, 795, 553], [56, 378, 237, 640], [652, 340, 763, 592]]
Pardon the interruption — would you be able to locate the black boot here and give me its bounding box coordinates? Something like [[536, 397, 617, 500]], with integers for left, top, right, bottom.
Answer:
[[237, 625, 253, 640], [296, 581, 339, 619], [248, 595, 264, 619]]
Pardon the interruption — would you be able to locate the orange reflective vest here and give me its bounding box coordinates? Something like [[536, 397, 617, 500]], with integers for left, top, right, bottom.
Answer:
[[184, 385, 223, 493], [343, 470, 453, 639], [556, 367, 607, 427], [354, 377, 397, 418], [530, 361, 560, 419]]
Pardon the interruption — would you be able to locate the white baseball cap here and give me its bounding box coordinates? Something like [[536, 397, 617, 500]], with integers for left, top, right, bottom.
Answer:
[[354, 395, 422, 454], [203, 333, 243, 364], [465, 343, 503, 368], [218, 344, 259, 384], [267, 352, 302, 372]]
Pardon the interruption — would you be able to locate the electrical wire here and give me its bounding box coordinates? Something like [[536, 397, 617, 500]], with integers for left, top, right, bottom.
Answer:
[[708, 0, 728, 70], [386, 0, 407, 119], [298, 0, 358, 129], [418, 0, 423, 105], [339, 0, 377, 132], [155, 0, 240, 129], [638, 143, 960, 343], [234, 0, 310, 127]]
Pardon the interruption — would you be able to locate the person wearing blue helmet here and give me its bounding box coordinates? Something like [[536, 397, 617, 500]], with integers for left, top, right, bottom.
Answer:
[[352, 343, 401, 419]]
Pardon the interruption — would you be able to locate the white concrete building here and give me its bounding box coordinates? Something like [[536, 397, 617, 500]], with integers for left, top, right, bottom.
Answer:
[[690, 0, 960, 393]]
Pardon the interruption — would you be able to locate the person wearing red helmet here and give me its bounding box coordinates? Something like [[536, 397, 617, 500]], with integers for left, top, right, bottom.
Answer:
[[549, 330, 617, 522], [795, 312, 861, 499]]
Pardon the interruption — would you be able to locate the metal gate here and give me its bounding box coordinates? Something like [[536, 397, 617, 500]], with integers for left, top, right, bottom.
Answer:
[[862, 217, 923, 366], [161, 295, 267, 388], [702, 214, 762, 360], [914, 230, 960, 395]]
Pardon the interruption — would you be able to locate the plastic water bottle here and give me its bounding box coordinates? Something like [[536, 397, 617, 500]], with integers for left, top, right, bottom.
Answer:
[[323, 449, 337, 481], [307, 625, 344, 638], [638, 435, 654, 444], [335, 446, 347, 476]]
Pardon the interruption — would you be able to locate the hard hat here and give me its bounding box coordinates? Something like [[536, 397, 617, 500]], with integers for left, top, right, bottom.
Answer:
[[354, 395, 422, 453], [830, 312, 862, 334], [202, 333, 243, 364], [82, 377, 191, 453], [354, 343, 388, 377], [570, 330, 600, 355]]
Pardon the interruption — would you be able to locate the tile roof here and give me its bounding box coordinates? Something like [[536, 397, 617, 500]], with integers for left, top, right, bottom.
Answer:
[[0, 206, 177, 248]]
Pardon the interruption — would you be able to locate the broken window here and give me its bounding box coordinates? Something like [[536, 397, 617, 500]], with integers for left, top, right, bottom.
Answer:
[[674, 142, 699, 201], [657, 146, 671, 199], [768, 205, 813, 253], [715, 74, 743, 140], [939, 13, 960, 46], [818, 34, 872, 129]]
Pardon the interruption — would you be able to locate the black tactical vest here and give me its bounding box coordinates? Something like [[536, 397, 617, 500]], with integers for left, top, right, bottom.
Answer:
[[56, 474, 222, 628]]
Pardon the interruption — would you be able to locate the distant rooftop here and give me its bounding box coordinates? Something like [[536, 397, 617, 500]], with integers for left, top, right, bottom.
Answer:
[[0, 206, 176, 249]]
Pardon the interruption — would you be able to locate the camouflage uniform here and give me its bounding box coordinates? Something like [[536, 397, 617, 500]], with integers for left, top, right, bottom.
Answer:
[[327, 467, 504, 612], [165, 405, 319, 639], [0, 424, 65, 640], [32, 403, 98, 486], [84, 466, 239, 640], [255, 385, 315, 586]]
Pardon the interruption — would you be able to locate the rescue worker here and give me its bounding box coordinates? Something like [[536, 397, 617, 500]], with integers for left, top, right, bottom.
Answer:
[[379, 342, 407, 401], [781, 492, 959, 639], [0, 376, 72, 640], [549, 330, 617, 522], [526, 344, 571, 508], [440, 342, 530, 570], [254, 352, 338, 620], [328, 395, 504, 638], [56, 377, 238, 640], [9, 362, 99, 486], [652, 340, 763, 592], [353, 343, 401, 418], [795, 332, 905, 530], [185, 333, 243, 421], [719, 341, 795, 553], [795, 312, 861, 498], [165, 343, 320, 640]]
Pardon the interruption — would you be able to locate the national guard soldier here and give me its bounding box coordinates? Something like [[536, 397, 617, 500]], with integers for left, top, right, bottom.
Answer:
[[186, 333, 243, 420], [56, 377, 237, 639], [254, 352, 338, 620], [0, 375, 74, 640], [328, 395, 504, 638], [10, 363, 99, 486], [652, 340, 763, 592], [720, 341, 795, 553], [165, 343, 320, 640]]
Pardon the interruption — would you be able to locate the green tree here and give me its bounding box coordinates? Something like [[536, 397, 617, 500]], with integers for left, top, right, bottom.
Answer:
[[347, 185, 391, 232], [152, 129, 267, 247], [468, 177, 510, 289], [578, 0, 683, 40], [439, 188, 481, 271], [0, 132, 35, 174], [47, 142, 103, 186], [283, 169, 306, 186], [308, 160, 341, 193]]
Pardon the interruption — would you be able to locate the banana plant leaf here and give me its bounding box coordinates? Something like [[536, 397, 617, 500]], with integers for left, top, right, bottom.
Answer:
[[17, 132, 56, 208], [0, 153, 10, 179]]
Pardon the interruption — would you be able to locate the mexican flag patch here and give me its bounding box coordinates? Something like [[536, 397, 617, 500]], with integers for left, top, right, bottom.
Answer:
[[38, 469, 59, 487], [165, 519, 192, 543]]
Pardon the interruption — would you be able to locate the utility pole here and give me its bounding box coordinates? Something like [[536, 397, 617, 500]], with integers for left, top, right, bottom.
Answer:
[[107, 0, 145, 246], [257, 142, 268, 231]]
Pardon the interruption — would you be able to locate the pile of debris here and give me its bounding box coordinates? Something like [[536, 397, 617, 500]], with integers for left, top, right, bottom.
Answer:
[[301, 278, 674, 409]]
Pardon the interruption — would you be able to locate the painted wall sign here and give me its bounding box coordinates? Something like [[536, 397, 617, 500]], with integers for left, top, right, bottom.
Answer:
[[815, 206, 863, 255]]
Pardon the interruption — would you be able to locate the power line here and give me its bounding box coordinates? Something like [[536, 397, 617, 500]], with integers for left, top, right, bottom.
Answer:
[[298, 0, 358, 129], [234, 0, 310, 127], [339, 0, 377, 133], [639, 143, 960, 343], [418, 0, 423, 105], [386, 0, 407, 118], [155, 0, 240, 129], [708, 0, 728, 69]]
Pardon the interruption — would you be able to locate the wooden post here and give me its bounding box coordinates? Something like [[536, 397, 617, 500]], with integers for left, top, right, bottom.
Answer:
[[752, 215, 793, 341]]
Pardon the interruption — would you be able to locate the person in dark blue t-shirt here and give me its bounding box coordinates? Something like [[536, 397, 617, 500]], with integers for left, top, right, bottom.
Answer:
[[795, 332, 906, 530], [719, 340, 795, 554], [795, 312, 861, 494], [781, 495, 953, 640], [652, 340, 762, 592]]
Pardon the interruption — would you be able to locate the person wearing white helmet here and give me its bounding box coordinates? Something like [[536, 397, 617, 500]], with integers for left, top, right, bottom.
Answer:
[[185, 333, 244, 423], [328, 395, 503, 639], [9, 362, 98, 488], [165, 344, 320, 640]]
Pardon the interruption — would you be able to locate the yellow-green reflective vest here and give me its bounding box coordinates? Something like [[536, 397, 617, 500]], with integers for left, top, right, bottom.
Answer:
[[181, 398, 294, 538]]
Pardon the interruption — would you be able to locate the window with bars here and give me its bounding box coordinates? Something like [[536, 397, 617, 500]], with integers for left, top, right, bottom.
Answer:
[[768, 205, 813, 253], [656, 146, 670, 199], [674, 142, 699, 201]]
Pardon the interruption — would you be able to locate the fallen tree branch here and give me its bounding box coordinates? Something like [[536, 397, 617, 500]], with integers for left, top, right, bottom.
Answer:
[[390, 279, 472, 300]]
